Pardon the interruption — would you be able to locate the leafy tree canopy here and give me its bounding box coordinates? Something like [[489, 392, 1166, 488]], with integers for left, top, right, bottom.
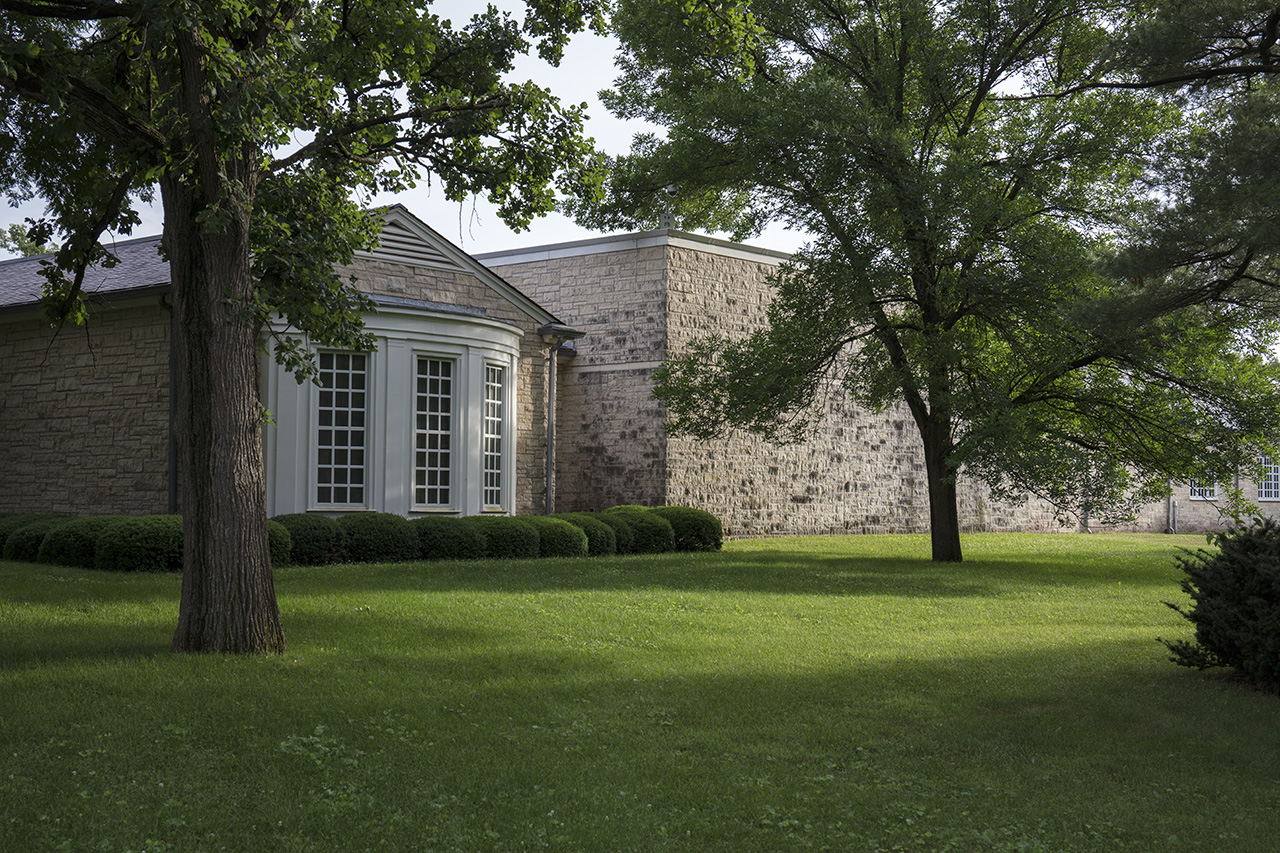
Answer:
[[574, 0, 1280, 561]]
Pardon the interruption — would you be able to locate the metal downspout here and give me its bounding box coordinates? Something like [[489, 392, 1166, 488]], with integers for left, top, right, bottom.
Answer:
[[545, 342, 558, 515], [538, 323, 584, 515]]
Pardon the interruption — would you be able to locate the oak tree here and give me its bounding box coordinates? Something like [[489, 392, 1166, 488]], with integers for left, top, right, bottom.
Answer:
[[0, 0, 602, 649], [576, 0, 1280, 561]]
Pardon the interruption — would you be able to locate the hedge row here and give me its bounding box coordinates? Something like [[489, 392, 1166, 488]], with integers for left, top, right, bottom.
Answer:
[[0, 514, 292, 572], [273, 505, 722, 566], [0, 504, 722, 571]]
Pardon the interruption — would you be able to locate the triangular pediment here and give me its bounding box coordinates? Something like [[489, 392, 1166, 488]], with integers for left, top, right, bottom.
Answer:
[[361, 204, 562, 326]]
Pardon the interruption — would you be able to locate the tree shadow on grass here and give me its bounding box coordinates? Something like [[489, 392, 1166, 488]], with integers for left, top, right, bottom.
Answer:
[[276, 544, 1180, 601], [3, 626, 1276, 852]]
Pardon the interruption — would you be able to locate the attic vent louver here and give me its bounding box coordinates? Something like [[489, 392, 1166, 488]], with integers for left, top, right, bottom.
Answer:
[[364, 220, 453, 268]]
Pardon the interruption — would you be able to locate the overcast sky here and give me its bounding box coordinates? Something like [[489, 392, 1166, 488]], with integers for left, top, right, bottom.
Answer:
[[0, 4, 810, 261]]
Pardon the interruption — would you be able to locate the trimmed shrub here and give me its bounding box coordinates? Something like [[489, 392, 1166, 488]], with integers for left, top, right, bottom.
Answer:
[[651, 506, 723, 552], [554, 513, 617, 557], [3, 518, 70, 563], [459, 516, 540, 560], [593, 512, 635, 555], [604, 506, 676, 554], [271, 513, 345, 566], [523, 516, 589, 558], [0, 514, 62, 555], [267, 520, 293, 567], [37, 516, 123, 569], [95, 515, 184, 573], [413, 516, 487, 561], [1163, 518, 1280, 692], [336, 512, 419, 564]]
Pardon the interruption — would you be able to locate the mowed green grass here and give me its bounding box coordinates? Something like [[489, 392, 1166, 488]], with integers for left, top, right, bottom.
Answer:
[[1, 533, 1277, 852]]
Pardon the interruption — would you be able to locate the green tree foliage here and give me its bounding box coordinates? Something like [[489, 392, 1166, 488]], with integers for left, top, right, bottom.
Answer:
[[576, 0, 1280, 561], [0, 222, 55, 256], [0, 0, 603, 650]]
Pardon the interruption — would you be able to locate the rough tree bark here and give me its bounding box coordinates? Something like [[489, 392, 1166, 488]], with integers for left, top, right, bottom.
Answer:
[[163, 30, 284, 653]]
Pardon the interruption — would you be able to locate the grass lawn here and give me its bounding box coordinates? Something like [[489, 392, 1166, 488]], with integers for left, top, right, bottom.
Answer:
[[1, 532, 1277, 852]]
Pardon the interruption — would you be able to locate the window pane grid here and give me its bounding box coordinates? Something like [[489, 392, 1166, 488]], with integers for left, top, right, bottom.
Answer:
[[483, 365, 504, 507], [1189, 479, 1216, 501], [414, 358, 454, 507], [1260, 457, 1280, 501], [316, 352, 367, 505]]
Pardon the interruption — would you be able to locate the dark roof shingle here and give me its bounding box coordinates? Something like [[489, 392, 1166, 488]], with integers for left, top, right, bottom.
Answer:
[[0, 235, 167, 308]]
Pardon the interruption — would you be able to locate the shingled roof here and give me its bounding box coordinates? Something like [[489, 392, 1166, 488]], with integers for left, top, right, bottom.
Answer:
[[0, 235, 167, 309]]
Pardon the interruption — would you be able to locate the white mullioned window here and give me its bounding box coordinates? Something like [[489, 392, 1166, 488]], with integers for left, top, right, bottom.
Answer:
[[1259, 456, 1280, 501], [1188, 479, 1217, 501], [482, 364, 505, 508], [414, 357, 454, 507], [316, 351, 368, 506]]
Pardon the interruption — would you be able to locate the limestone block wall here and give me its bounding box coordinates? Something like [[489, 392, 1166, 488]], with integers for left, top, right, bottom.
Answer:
[[485, 243, 672, 514], [660, 237, 1069, 536], [0, 302, 171, 516]]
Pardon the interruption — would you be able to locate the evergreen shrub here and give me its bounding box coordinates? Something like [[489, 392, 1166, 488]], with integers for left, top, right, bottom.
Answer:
[[523, 516, 589, 558], [0, 514, 62, 554], [37, 516, 122, 568], [95, 515, 184, 572], [1163, 518, 1280, 692], [651, 506, 723, 552], [593, 512, 635, 554], [266, 520, 293, 567], [460, 516, 540, 560], [271, 513, 344, 566], [413, 516, 487, 561], [553, 513, 617, 557], [604, 506, 675, 554], [2, 517, 70, 562], [336, 512, 419, 564]]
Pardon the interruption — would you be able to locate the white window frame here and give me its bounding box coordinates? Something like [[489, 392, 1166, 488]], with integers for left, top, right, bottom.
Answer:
[[413, 354, 458, 511], [1259, 456, 1280, 502], [481, 362, 507, 510], [1188, 479, 1217, 501], [313, 350, 371, 509]]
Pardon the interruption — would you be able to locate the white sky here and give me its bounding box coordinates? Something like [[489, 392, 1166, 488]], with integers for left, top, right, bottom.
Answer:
[[0, 4, 810, 260]]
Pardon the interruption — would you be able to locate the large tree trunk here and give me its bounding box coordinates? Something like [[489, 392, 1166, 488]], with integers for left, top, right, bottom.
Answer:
[[921, 420, 963, 563], [162, 175, 286, 654]]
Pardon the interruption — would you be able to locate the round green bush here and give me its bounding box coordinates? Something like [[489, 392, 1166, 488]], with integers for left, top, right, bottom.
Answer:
[[553, 513, 617, 557], [1164, 518, 1280, 692], [336, 512, 419, 564], [604, 507, 675, 554], [459, 516, 540, 560], [651, 506, 723, 552], [413, 516, 487, 561], [271, 514, 345, 565], [37, 516, 123, 568], [2, 518, 70, 562], [95, 515, 184, 573], [523, 516, 589, 558], [267, 520, 293, 567], [592, 512, 635, 555], [0, 514, 63, 554]]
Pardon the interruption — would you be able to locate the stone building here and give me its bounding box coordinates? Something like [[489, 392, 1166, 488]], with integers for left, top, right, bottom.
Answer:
[[1, 210, 1272, 535], [479, 229, 1280, 536], [0, 205, 570, 520]]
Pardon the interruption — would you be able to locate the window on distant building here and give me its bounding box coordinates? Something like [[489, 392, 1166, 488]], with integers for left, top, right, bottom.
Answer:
[[1188, 479, 1217, 501], [315, 351, 368, 506], [1259, 457, 1280, 501]]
